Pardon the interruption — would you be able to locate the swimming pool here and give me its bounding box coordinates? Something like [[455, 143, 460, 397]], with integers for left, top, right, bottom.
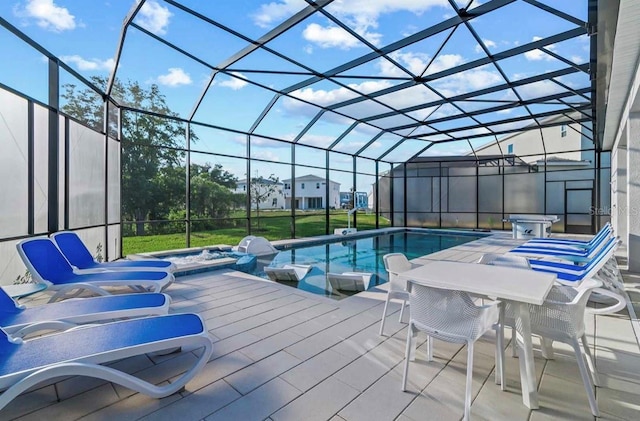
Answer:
[[257, 230, 484, 298]]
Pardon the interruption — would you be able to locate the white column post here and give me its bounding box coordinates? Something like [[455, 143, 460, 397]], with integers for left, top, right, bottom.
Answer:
[[627, 113, 640, 272]]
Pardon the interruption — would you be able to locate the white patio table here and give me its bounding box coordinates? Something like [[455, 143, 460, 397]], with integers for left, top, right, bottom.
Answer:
[[397, 260, 556, 409]]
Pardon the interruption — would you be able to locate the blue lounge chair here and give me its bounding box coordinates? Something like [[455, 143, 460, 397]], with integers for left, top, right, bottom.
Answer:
[[17, 238, 174, 302], [51, 231, 176, 272], [510, 228, 612, 260], [527, 237, 620, 286], [0, 313, 212, 411], [0, 287, 170, 338], [523, 223, 612, 249]]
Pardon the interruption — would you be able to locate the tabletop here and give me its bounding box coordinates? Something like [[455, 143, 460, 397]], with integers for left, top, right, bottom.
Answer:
[[398, 260, 556, 305]]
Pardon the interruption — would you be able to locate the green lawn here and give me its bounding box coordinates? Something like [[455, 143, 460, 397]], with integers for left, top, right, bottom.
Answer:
[[122, 211, 390, 255]]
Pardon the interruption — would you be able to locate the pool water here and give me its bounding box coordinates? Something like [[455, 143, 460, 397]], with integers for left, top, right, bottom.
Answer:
[[258, 231, 482, 298]]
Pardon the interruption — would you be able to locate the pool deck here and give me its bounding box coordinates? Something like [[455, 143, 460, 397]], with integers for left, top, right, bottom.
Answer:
[[5, 232, 640, 420]]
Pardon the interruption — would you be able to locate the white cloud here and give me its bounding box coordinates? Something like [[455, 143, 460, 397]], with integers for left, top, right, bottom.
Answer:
[[298, 133, 340, 148], [377, 51, 464, 77], [302, 23, 381, 49], [303, 45, 313, 54], [61, 55, 115, 72], [570, 55, 585, 64], [156, 68, 192, 87], [251, 0, 307, 29], [15, 0, 76, 32], [217, 72, 249, 90], [136, 0, 171, 35], [524, 36, 556, 61], [474, 39, 496, 53], [253, 0, 448, 48]]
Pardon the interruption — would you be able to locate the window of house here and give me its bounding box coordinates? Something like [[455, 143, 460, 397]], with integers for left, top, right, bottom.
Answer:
[[284, 183, 290, 189], [301, 183, 305, 189], [316, 182, 320, 189], [507, 144, 513, 154], [561, 124, 567, 137], [243, 185, 246, 191], [272, 198, 277, 206]]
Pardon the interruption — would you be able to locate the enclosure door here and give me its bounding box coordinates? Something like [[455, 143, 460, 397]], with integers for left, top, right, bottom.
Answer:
[[565, 188, 594, 234]]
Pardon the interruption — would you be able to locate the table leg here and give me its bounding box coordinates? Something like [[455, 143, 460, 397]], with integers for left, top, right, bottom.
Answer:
[[516, 302, 539, 409]]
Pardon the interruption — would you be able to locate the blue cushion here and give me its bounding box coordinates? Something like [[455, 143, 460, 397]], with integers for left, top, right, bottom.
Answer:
[[52, 232, 96, 270], [0, 313, 204, 377], [58, 270, 170, 285], [21, 239, 74, 283], [0, 293, 167, 327]]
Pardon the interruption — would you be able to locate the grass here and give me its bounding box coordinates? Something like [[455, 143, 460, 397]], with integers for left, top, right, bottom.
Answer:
[[122, 210, 390, 255]]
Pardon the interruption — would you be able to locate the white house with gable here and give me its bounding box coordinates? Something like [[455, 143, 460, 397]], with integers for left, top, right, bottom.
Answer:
[[235, 178, 285, 210], [282, 174, 341, 210]]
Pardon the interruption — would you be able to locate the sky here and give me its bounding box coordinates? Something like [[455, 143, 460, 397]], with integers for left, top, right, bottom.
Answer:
[[0, 0, 590, 193]]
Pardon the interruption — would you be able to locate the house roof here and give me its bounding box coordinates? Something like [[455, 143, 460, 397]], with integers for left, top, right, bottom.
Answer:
[[281, 174, 339, 185]]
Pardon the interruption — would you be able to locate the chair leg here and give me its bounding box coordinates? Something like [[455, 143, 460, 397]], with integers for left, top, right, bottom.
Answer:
[[541, 337, 555, 359], [495, 331, 505, 389], [571, 339, 599, 417], [580, 334, 601, 387], [464, 341, 474, 421], [399, 299, 407, 323], [426, 335, 433, 362], [379, 294, 391, 336], [495, 306, 505, 388], [402, 323, 412, 391], [511, 326, 518, 358]]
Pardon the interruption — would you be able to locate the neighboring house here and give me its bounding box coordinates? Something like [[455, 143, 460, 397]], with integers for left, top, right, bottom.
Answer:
[[473, 113, 594, 165], [235, 178, 285, 209], [282, 174, 341, 210]]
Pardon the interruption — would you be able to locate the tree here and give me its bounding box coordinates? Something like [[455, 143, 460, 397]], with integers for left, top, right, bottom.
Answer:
[[61, 76, 193, 236], [249, 174, 280, 230]]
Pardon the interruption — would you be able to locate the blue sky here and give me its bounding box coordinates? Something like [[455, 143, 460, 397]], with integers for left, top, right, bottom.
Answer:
[[0, 0, 590, 192]]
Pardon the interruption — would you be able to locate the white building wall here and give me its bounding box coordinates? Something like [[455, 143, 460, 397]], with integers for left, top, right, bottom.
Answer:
[[475, 120, 585, 163], [282, 177, 340, 209], [234, 181, 285, 209]]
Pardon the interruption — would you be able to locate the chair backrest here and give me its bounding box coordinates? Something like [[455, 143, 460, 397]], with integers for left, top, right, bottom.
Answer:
[[588, 223, 612, 247], [50, 231, 96, 269], [16, 238, 75, 284], [0, 289, 22, 314], [530, 278, 599, 338], [407, 281, 499, 343], [581, 237, 620, 278], [383, 253, 412, 292], [478, 253, 531, 269]]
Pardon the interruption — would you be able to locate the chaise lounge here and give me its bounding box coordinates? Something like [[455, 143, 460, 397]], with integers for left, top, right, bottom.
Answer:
[[17, 237, 174, 302]]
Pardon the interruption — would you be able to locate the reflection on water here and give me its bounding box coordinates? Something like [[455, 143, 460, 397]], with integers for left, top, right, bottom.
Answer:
[[258, 232, 479, 299]]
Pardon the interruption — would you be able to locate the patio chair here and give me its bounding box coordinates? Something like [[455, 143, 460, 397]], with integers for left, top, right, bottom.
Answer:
[[509, 279, 623, 417], [379, 253, 416, 336], [401, 281, 501, 421], [479, 253, 626, 416], [0, 313, 212, 411], [523, 223, 612, 248], [510, 229, 612, 259], [264, 264, 311, 282], [51, 231, 177, 272], [17, 237, 174, 302], [0, 287, 170, 338], [327, 271, 373, 293]]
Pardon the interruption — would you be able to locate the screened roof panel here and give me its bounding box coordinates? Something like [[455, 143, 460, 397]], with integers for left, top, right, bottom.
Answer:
[[297, 111, 358, 148], [264, 13, 376, 74], [252, 95, 322, 141], [173, 0, 304, 40], [382, 139, 431, 162], [114, 28, 209, 118], [420, 140, 474, 158], [333, 100, 397, 121], [192, 76, 276, 131], [324, 1, 456, 48], [470, 1, 584, 52], [331, 126, 382, 155], [5, 0, 594, 164]]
